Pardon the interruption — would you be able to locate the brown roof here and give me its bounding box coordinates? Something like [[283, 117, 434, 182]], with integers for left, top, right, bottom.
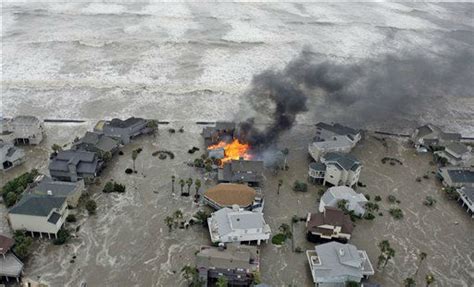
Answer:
[[307, 207, 354, 235], [204, 183, 257, 208], [0, 235, 14, 255]]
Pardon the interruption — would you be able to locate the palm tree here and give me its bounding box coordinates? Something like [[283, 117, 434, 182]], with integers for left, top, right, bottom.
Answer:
[[404, 277, 416, 287], [179, 179, 185, 195], [277, 179, 283, 195], [186, 178, 193, 196], [425, 274, 435, 286], [415, 252, 427, 275], [216, 275, 228, 287], [171, 175, 176, 193], [282, 148, 289, 169], [132, 150, 138, 172], [164, 216, 174, 232], [378, 240, 395, 269], [194, 179, 201, 197]]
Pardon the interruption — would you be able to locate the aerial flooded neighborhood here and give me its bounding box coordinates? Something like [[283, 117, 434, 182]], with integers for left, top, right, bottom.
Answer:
[[1, 2, 473, 287]]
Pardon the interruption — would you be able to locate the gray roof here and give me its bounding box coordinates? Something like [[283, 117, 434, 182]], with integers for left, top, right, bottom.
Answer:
[[33, 176, 81, 197], [49, 150, 99, 173], [9, 194, 66, 217], [311, 242, 366, 279], [109, 117, 146, 128], [459, 187, 474, 202], [321, 186, 368, 212], [196, 243, 258, 271], [323, 152, 361, 171], [445, 142, 469, 155], [220, 159, 264, 183], [0, 252, 23, 277], [78, 132, 119, 153], [309, 162, 326, 172], [447, 169, 474, 184], [0, 143, 24, 162], [316, 122, 359, 136]]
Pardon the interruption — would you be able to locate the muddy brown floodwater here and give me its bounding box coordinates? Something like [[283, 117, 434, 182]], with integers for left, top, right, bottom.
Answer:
[[0, 122, 472, 287]]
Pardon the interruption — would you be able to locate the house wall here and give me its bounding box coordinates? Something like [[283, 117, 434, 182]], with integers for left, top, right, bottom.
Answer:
[[9, 205, 68, 234], [11, 122, 44, 145], [323, 165, 360, 187], [222, 229, 270, 243], [68, 181, 85, 207]]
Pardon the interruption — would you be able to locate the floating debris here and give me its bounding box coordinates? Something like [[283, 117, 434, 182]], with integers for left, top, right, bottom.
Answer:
[[152, 150, 175, 159]]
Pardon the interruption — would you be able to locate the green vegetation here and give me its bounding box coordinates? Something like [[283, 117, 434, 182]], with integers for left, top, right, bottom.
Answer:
[[132, 150, 139, 172], [389, 208, 404, 219], [66, 214, 77, 223], [292, 180, 308, 192], [180, 265, 203, 287], [425, 274, 435, 286], [387, 195, 397, 203], [103, 181, 126, 193], [444, 187, 459, 200], [86, 199, 97, 215], [216, 275, 228, 287], [271, 233, 287, 245], [365, 202, 379, 212], [377, 240, 395, 269], [13, 231, 33, 260], [403, 277, 416, 287], [1, 169, 39, 207], [51, 143, 63, 154], [193, 210, 211, 227], [346, 281, 361, 287], [364, 213, 375, 220], [374, 195, 382, 202], [423, 196, 437, 207], [53, 229, 71, 245]]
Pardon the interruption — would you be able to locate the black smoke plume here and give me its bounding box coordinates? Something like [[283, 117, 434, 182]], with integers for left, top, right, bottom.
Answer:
[[239, 47, 473, 147]]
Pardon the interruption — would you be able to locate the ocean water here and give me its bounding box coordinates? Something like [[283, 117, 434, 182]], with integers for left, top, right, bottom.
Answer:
[[1, 2, 473, 135]]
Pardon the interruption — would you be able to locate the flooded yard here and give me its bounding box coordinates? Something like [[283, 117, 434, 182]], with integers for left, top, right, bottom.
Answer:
[[1, 122, 472, 286]]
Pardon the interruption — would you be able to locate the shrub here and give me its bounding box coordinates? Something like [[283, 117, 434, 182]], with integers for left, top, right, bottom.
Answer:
[[103, 182, 114, 193], [294, 247, 303, 253], [387, 195, 397, 203], [271, 233, 287, 245], [364, 213, 375, 220], [365, 194, 371, 201], [389, 208, 404, 219], [66, 214, 77, 223], [374, 195, 382, 202], [2, 170, 39, 207], [423, 196, 437, 207], [5, 192, 18, 207], [416, 177, 422, 182], [86, 200, 97, 214], [114, 183, 126, 193], [118, 151, 124, 155], [125, 168, 133, 174], [53, 229, 70, 245], [423, 174, 429, 179], [13, 231, 33, 260], [318, 189, 326, 197], [293, 180, 308, 192]]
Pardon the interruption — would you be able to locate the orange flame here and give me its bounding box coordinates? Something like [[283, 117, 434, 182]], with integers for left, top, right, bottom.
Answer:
[[208, 139, 251, 165]]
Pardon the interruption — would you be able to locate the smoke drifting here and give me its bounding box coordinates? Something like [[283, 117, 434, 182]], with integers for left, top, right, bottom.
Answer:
[[239, 47, 474, 147]]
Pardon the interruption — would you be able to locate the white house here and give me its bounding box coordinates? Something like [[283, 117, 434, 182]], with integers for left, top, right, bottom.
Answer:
[[207, 206, 271, 245], [319, 186, 368, 217], [0, 143, 25, 171], [308, 123, 361, 161], [434, 142, 473, 166], [456, 187, 474, 218], [0, 116, 44, 145], [306, 241, 374, 286], [438, 167, 474, 188], [320, 153, 362, 187], [8, 194, 68, 238]]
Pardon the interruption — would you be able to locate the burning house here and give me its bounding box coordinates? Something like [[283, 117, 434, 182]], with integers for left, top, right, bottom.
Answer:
[[202, 122, 236, 147]]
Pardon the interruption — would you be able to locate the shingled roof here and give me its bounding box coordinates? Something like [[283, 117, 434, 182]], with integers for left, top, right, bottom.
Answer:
[[0, 235, 14, 255], [9, 194, 66, 217], [307, 207, 354, 235], [204, 184, 257, 208]]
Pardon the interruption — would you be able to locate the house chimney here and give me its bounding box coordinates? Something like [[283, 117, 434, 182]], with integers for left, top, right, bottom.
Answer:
[[218, 243, 225, 251], [232, 204, 240, 212], [47, 190, 53, 196]]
